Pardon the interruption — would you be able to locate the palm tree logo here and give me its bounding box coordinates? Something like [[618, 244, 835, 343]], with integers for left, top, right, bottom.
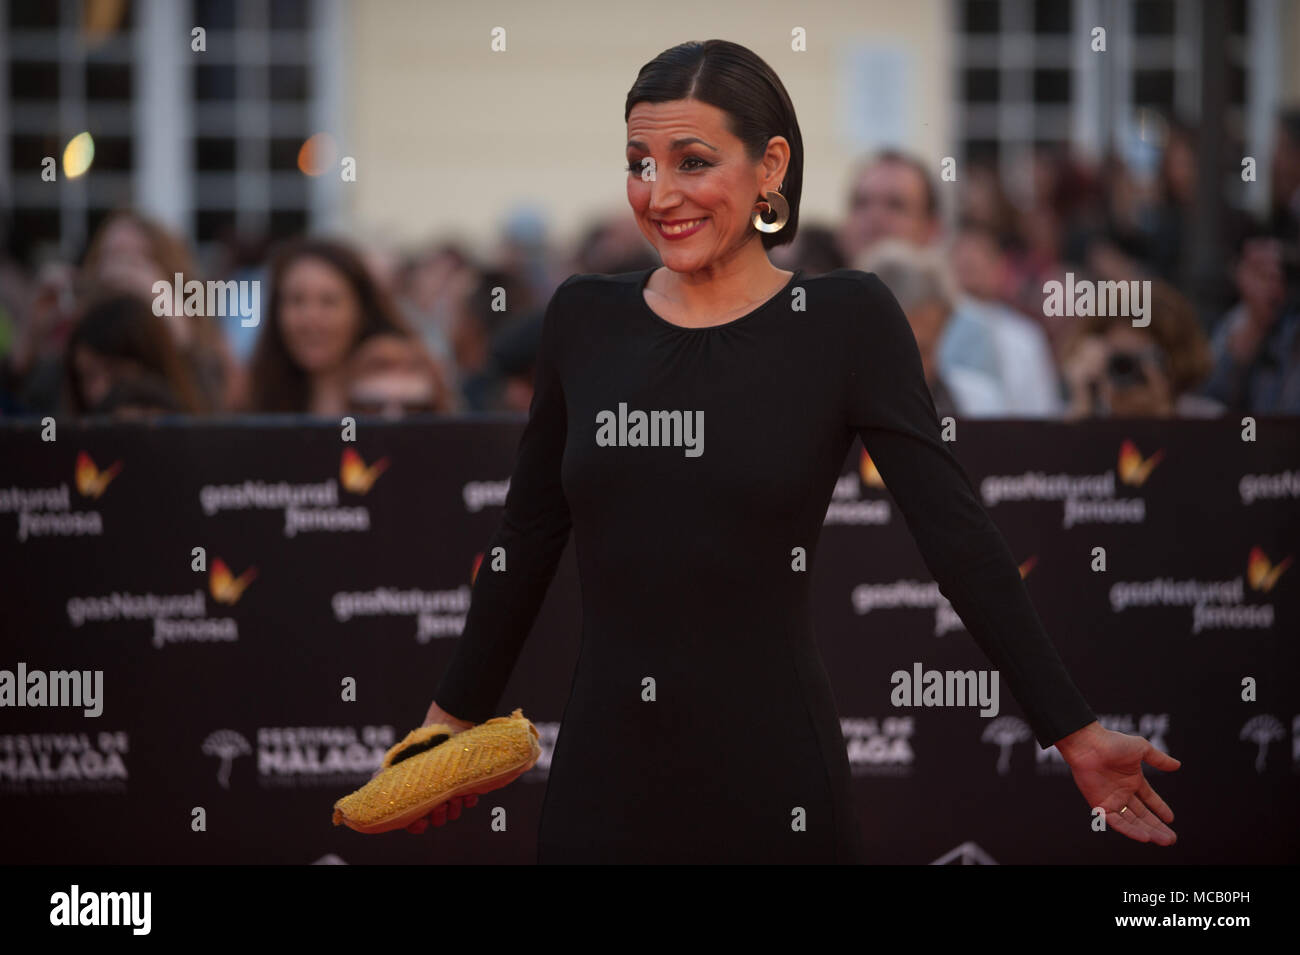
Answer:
[[1239, 715, 1284, 773], [982, 716, 1032, 775], [203, 730, 252, 789]]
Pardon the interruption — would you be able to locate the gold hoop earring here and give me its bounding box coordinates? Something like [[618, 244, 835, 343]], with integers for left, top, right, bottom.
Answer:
[[752, 190, 789, 234]]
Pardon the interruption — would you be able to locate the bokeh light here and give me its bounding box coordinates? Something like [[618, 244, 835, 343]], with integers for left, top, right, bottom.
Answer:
[[62, 132, 95, 178], [81, 0, 129, 48], [297, 133, 338, 176]]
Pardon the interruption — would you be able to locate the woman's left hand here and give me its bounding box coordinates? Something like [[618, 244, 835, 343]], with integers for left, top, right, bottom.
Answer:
[[1055, 721, 1180, 845]]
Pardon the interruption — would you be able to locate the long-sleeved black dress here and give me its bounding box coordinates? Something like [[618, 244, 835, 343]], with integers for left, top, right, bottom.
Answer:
[[433, 267, 1097, 863]]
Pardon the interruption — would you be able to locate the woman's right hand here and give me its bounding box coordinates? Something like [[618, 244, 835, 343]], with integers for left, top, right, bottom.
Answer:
[[370, 702, 479, 833]]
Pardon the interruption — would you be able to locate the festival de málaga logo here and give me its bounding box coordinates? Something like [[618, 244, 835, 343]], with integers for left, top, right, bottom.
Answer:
[[1107, 546, 1290, 635], [196, 448, 389, 537], [850, 552, 1039, 638], [0, 730, 130, 794], [202, 725, 397, 789], [1, 451, 122, 542], [840, 715, 915, 776], [980, 438, 1162, 529]]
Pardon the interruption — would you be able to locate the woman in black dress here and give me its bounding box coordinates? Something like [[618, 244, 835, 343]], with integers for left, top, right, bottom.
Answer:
[[406, 39, 1180, 863]]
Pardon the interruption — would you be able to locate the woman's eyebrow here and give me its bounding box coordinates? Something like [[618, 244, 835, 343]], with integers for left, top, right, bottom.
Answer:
[[626, 137, 719, 152]]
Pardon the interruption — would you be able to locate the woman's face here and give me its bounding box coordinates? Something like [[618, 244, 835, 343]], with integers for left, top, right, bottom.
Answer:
[[625, 98, 787, 275], [278, 256, 363, 374], [94, 218, 169, 305], [98, 217, 154, 264]]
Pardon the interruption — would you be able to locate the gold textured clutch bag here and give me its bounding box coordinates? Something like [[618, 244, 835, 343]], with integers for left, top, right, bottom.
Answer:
[[332, 708, 542, 834]]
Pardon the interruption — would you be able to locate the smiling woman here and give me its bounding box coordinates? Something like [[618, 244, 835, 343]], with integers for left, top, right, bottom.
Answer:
[[246, 238, 413, 415], [620, 46, 805, 330], [417, 39, 1180, 864]]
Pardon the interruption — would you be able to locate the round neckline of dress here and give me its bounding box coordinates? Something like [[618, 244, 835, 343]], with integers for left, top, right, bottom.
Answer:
[[636, 266, 804, 333]]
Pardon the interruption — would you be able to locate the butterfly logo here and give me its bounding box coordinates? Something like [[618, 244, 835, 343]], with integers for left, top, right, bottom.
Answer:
[[75, 451, 123, 499], [1117, 439, 1164, 487], [859, 448, 885, 488], [210, 558, 258, 605], [1247, 547, 1292, 593], [340, 449, 389, 494]]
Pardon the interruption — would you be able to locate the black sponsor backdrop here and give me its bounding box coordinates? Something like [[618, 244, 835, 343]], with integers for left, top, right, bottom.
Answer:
[[0, 417, 1296, 865]]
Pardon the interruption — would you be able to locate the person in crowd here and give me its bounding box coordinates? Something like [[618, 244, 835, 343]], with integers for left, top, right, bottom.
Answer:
[[397, 241, 476, 381], [344, 330, 458, 417], [1145, 116, 1252, 326], [1040, 227, 1156, 362], [839, 150, 994, 382], [496, 207, 555, 312], [949, 222, 1064, 415], [63, 293, 203, 416], [246, 237, 414, 415], [838, 148, 941, 265], [3, 261, 79, 414], [1265, 108, 1300, 308], [770, 222, 846, 275], [93, 373, 186, 418], [1268, 109, 1300, 242], [1061, 279, 1225, 418], [1145, 116, 1199, 285], [450, 267, 536, 411], [80, 209, 242, 412], [573, 213, 659, 276], [859, 238, 1003, 418], [841, 149, 1059, 415], [1201, 234, 1300, 414], [205, 227, 275, 366], [487, 308, 546, 413], [957, 159, 1022, 250]]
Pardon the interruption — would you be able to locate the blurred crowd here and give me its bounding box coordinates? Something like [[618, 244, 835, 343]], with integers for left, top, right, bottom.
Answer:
[[2, 108, 1299, 421]]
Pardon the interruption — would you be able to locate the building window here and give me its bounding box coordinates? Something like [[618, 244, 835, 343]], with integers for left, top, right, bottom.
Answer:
[[187, 0, 316, 250], [4, 0, 138, 263], [0, 0, 342, 267], [951, 0, 1267, 207]]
